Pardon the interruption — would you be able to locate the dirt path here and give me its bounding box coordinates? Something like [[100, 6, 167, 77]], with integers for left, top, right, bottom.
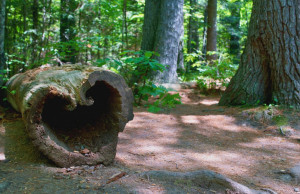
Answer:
[[117, 89, 300, 193], [0, 89, 300, 193]]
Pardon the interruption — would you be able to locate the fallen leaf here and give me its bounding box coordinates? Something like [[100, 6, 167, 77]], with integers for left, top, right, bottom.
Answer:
[[80, 149, 90, 154]]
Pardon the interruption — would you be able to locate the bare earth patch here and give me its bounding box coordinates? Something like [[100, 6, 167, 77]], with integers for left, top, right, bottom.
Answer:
[[117, 89, 300, 193], [0, 88, 299, 193]]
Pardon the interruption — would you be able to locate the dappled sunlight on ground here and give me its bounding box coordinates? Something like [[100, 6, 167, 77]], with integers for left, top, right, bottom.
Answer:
[[0, 120, 5, 161], [199, 99, 219, 106], [0, 153, 5, 161], [1, 89, 300, 193], [180, 115, 201, 124], [117, 90, 300, 193]]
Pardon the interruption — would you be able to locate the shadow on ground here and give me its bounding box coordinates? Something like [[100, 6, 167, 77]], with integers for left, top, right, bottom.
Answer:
[[1, 89, 300, 193]]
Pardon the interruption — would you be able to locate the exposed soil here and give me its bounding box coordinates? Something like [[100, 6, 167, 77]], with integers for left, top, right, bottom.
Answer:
[[0, 88, 300, 193]]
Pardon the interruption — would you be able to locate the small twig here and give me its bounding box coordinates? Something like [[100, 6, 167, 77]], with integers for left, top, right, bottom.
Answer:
[[106, 172, 126, 184], [279, 127, 286, 136]]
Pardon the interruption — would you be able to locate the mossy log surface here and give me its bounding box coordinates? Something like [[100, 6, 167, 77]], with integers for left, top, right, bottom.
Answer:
[[6, 65, 134, 167]]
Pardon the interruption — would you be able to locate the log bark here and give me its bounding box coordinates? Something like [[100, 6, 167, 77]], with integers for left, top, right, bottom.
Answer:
[[6, 65, 134, 167], [219, 0, 300, 108]]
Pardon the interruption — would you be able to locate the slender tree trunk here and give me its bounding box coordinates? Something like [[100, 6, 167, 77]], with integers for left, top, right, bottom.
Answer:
[[0, 0, 6, 86], [4, 2, 8, 54], [97, 0, 101, 59], [141, 0, 184, 83], [206, 0, 217, 62], [12, 8, 17, 54], [201, 6, 208, 61], [31, 0, 39, 66], [228, 1, 241, 64], [122, 0, 128, 50], [187, 0, 200, 71], [22, 1, 28, 69], [23, 1, 27, 33], [45, 0, 52, 55], [219, 0, 300, 108], [60, 0, 78, 63], [187, 0, 200, 54]]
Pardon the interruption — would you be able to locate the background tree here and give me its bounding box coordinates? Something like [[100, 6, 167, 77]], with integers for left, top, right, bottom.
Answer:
[[0, 0, 5, 86], [228, 0, 241, 64], [219, 0, 300, 107], [1, 0, 253, 97], [60, 0, 78, 63], [122, 0, 128, 50], [186, 0, 200, 72], [201, 5, 208, 61], [31, 0, 39, 66], [187, 0, 200, 54], [206, 0, 217, 62], [141, 0, 184, 83]]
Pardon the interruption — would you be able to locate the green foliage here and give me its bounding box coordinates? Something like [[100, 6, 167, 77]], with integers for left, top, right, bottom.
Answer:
[[2, 0, 253, 106], [272, 115, 288, 127], [97, 50, 181, 113], [183, 51, 238, 92], [3, 0, 145, 77]]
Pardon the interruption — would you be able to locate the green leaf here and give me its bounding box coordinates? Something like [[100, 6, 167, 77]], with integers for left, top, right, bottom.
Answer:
[[147, 105, 161, 113], [144, 51, 153, 58]]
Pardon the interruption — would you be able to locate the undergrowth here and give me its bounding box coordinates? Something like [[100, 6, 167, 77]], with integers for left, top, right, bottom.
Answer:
[[96, 50, 181, 113]]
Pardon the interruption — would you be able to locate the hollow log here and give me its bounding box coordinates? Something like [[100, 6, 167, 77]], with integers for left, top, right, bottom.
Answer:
[[6, 65, 134, 167]]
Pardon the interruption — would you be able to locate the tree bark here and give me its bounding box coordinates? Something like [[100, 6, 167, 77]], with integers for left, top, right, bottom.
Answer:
[[141, 0, 184, 83], [177, 6, 184, 71], [60, 0, 78, 63], [122, 0, 128, 50], [187, 0, 200, 54], [31, 0, 39, 66], [206, 0, 217, 62], [228, 1, 241, 64], [141, 0, 160, 51], [186, 0, 200, 71], [6, 65, 134, 167], [219, 0, 300, 108], [0, 0, 5, 86], [201, 6, 208, 61]]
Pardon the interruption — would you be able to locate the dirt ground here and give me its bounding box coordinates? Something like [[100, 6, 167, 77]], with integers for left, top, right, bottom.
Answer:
[[0, 88, 300, 193]]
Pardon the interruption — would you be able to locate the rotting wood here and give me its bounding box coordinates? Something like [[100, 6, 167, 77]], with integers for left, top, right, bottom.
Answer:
[[6, 65, 134, 167]]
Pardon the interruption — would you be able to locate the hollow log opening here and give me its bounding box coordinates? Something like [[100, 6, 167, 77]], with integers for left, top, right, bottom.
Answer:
[[41, 81, 122, 153]]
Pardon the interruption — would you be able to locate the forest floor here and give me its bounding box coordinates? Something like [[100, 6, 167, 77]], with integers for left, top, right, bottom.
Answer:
[[0, 88, 300, 193]]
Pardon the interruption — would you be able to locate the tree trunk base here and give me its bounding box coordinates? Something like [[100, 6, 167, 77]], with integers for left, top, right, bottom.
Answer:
[[6, 65, 134, 167]]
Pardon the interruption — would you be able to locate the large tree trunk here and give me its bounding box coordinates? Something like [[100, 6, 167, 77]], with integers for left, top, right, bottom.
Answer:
[[206, 0, 217, 62], [219, 0, 300, 108], [6, 65, 134, 167], [141, 0, 184, 83], [0, 0, 5, 86], [60, 0, 78, 63]]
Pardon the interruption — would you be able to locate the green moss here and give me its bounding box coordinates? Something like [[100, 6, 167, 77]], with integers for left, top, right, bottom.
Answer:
[[272, 115, 288, 127]]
